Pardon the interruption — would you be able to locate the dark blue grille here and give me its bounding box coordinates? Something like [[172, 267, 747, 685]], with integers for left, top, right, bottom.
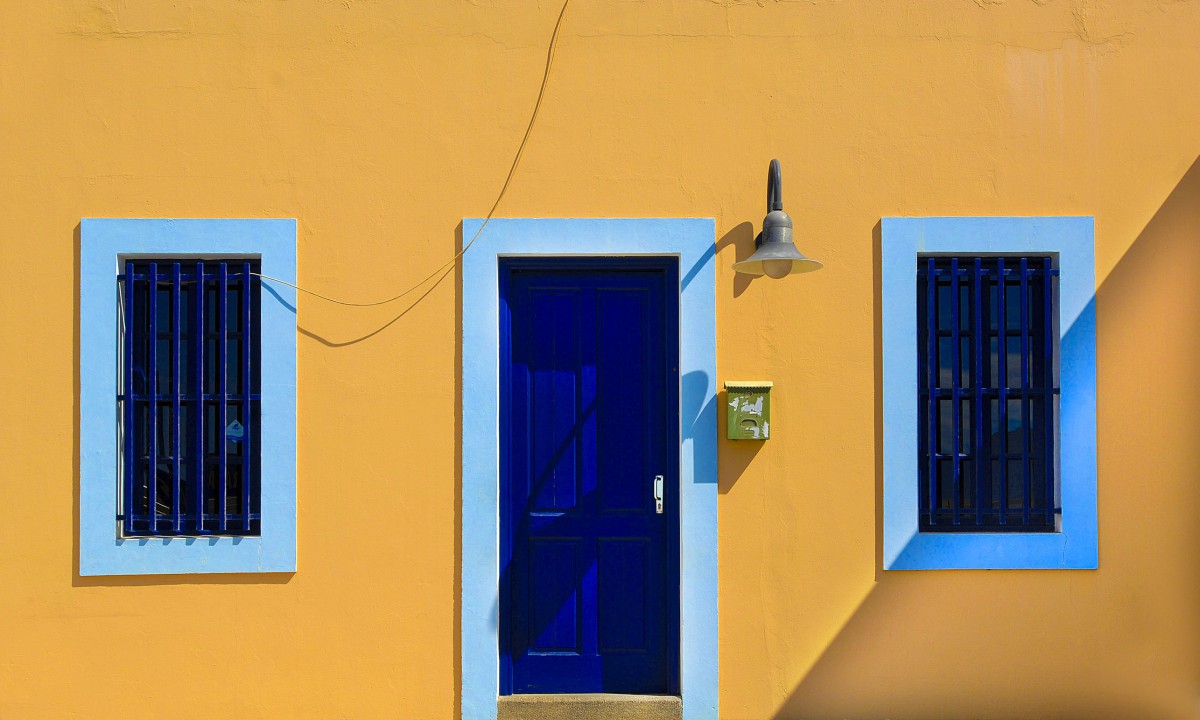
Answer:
[[917, 256, 1059, 532], [119, 260, 261, 536]]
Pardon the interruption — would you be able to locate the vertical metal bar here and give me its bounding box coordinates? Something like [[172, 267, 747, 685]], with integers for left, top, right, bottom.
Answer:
[[917, 262, 927, 525], [195, 261, 206, 534], [241, 262, 252, 532], [1043, 258, 1056, 524], [926, 257, 938, 525], [218, 262, 229, 532], [973, 258, 985, 526], [123, 262, 135, 536], [172, 263, 182, 533], [997, 258, 1008, 525], [1020, 258, 1031, 525], [950, 258, 962, 525], [147, 262, 158, 533]]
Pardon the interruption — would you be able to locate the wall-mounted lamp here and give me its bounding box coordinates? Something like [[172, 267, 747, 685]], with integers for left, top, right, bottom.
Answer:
[[732, 159, 823, 278]]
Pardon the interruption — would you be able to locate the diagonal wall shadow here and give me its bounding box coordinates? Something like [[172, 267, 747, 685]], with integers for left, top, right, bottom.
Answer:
[[767, 157, 1200, 720]]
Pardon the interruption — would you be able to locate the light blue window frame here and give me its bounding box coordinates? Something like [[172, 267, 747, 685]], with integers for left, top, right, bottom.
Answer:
[[882, 217, 1097, 570], [80, 219, 297, 575], [461, 218, 718, 720]]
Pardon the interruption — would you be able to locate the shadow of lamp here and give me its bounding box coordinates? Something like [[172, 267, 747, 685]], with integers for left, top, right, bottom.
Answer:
[[732, 159, 824, 278]]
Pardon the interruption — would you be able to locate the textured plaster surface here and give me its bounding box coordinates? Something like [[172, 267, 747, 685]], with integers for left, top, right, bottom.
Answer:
[[1, 0, 1200, 718]]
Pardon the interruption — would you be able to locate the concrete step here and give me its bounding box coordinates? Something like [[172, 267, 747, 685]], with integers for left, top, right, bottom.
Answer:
[[497, 693, 682, 720]]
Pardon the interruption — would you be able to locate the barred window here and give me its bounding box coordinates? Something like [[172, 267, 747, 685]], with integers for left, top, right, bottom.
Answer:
[[917, 256, 1059, 532], [119, 260, 261, 536]]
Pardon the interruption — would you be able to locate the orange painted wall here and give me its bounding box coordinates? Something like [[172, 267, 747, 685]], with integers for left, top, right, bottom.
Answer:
[[0, 1, 1198, 718]]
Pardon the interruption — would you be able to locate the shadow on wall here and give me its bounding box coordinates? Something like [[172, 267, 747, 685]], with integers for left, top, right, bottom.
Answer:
[[717, 393, 765, 495], [720, 221, 757, 299], [295, 261, 456, 348], [767, 157, 1200, 720], [714, 220, 774, 494]]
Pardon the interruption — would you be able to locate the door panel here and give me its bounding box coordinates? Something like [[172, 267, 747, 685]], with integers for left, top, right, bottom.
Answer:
[[529, 539, 581, 653], [597, 539, 649, 653], [596, 288, 650, 514], [501, 259, 679, 695], [527, 287, 581, 512]]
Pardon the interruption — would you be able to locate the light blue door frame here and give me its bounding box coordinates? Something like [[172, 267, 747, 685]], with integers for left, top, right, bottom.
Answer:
[[461, 218, 718, 719]]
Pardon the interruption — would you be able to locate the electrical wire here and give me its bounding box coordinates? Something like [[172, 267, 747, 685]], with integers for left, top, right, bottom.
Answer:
[[252, 0, 572, 308]]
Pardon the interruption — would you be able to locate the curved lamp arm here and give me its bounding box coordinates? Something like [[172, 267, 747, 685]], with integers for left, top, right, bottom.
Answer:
[[767, 158, 783, 212]]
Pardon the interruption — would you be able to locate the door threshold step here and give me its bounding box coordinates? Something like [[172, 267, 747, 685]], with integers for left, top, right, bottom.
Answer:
[[498, 693, 682, 720]]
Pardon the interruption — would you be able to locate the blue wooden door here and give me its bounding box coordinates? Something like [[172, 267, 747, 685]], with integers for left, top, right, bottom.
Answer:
[[500, 258, 680, 695]]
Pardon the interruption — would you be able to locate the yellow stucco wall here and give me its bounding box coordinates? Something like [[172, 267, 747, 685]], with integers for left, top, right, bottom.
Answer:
[[1, 1, 1199, 717]]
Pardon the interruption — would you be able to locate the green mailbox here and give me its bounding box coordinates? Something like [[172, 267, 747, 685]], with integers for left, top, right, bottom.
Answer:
[[725, 381, 772, 440]]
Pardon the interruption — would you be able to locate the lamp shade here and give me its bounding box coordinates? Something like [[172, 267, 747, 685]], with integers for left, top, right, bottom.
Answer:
[[732, 238, 824, 276], [732, 211, 824, 277]]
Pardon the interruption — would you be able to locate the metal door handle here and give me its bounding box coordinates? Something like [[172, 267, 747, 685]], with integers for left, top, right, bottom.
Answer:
[[653, 475, 664, 514]]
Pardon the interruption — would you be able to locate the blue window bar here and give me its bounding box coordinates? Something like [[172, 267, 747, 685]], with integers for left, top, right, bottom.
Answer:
[[916, 256, 1059, 532], [118, 260, 261, 536]]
